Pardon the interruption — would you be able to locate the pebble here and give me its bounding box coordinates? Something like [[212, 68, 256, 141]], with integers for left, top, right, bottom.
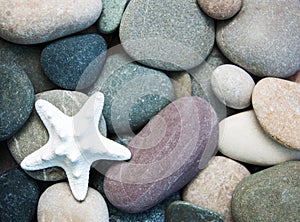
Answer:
[[0, 38, 56, 93], [252, 77, 300, 151], [168, 72, 192, 98], [88, 53, 175, 135], [38, 182, 109, 222], [231, 161, 300, 222], [8, 90, 107, 181], [183, 156, 250, 221], [0, 61, 34, 141], [288, 70, 300, 84], [98, 0, 128, 34], [216, 0, 300, 77], [0, 142, 18, 175], [0, 168, 40, 222], [104, 96, 218, 213], [119, 0, 215, 71], [166, 201, 224, 222], [41, 34, 107, 90], [219, 110, 300, 166], [197, 0, 242, 20], [0, 0, 103, 44], [211, 64, 255, 109]]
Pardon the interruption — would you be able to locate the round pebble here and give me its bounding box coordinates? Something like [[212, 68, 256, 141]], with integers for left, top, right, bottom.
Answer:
[[8, 90, 107, 181], [211, 64, 255, 109], [41, 34, 107, 90], [197, 0, 242, 20], [216, 0, 300, 77], [120, 0, 215, 71], [0, 0, 102, 44], [183, 156, 250, 221], [219, 110, 300, 166], [38, 182, 109, 222], [166, 201, 224, 222], [0, 61, 34, 141], [232, 161, 300, 222], [252, 77, 300, 150], [0, 168, 40, 222]]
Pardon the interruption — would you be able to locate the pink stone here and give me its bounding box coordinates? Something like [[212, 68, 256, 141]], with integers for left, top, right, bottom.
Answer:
[[103, 97, 218, 213]]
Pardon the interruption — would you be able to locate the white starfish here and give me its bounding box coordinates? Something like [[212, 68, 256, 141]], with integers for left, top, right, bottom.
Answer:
[[21, 92, 131, 201]]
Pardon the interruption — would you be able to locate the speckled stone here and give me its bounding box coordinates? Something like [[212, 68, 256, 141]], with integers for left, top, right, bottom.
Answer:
[[104, 96, 218, 213], [0, 61, 34, 141], [38, 182, 109, 222], [216, 0, 300, 78], [0, 38, 56, 93], [8, 90, 107, 181], [168, 72, 192, 99], [219, 111, 300, 166], [211, 64, 255, 109], [198, 0, 242, 20], [120, 0, 215, 71], [289, 70, 300, 84], [98, 0, 128, 34], [183, 156, 250, 221], [232, 161, 300, 222], [252, 77, 300, 151], [166, 201, 224, 222], [88, 53, 175, 135], [0, 168, 40, 222], [0, 0, 103, 44], [0, 142, 18, 175], [41, 34, 107, 90]]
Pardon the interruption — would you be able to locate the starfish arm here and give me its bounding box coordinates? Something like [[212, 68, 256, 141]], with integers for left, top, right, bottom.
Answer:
[[21, 142, 57, 171]]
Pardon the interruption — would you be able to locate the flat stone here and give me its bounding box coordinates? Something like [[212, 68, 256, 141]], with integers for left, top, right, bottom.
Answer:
[[216, 0, 300, 77], [0, 61, 34, 141], [103, 96, 218, 213], [197, 0, 242, 20], [120, 0, 215, 71], [0, 0, 103, 44], [168, 72, 192, 99], [183, 156, 250, 221], [232, 161, 300, 222], [219, 110, 300, 166], [88, 53, 175, 135], [41, 34, 107, 90], [0, 142, 18, 175], [211, 64, 255, 109], [38, 182, 109, 222], [98, 0, 128, 34], [0, 38, 56, 93], [8, 90, 107, 181], [166, 201, 224, 222], [252, 77, 300, 150], [0, 168, 40, 222]]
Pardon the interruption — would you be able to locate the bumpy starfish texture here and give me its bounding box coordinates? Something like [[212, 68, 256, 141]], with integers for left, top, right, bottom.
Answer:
[[21, 92, 131, 201]]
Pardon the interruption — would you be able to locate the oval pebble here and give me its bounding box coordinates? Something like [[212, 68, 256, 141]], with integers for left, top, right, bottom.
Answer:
[[232, 161, 300, 222], [211, 64, 255, 109], [183, 156, 250, 221], [0, 61, 34, 141], [166, 201, 224, 222], [0, 0, 102, 44], [120, 0, 215, 71], [8, 90, 107, 181], [216, 0, 300, 77], [38, 182, 109, 222], [219, 110, 300, 166], [41, 34, 107, 90], [252, 77, 300, 151], [103, 96, 218, 213], [197, 0, 242, 20], [0, 168, 40, 222]]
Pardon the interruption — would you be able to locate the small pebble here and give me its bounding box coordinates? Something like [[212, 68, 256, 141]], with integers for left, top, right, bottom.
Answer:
[[168, 72, 192, 98], [38, 182, 109, 222], [211, 64, 255, 109]]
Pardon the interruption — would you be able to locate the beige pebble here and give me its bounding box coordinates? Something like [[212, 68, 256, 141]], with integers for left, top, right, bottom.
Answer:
[[38, 182, 109, 222], [168, 71, 192, 98], [183, 156, 250, 222], [252, 77, 300, 151]]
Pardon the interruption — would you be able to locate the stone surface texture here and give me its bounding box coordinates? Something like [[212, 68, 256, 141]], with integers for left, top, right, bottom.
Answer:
[[0, 142, 18, 174]]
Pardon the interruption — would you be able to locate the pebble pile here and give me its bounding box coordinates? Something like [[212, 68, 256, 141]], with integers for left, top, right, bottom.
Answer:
[[0, 0, 299, 221]]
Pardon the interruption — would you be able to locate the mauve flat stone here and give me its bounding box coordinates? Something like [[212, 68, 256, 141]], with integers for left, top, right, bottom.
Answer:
[[103, 96, 218, 213]]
